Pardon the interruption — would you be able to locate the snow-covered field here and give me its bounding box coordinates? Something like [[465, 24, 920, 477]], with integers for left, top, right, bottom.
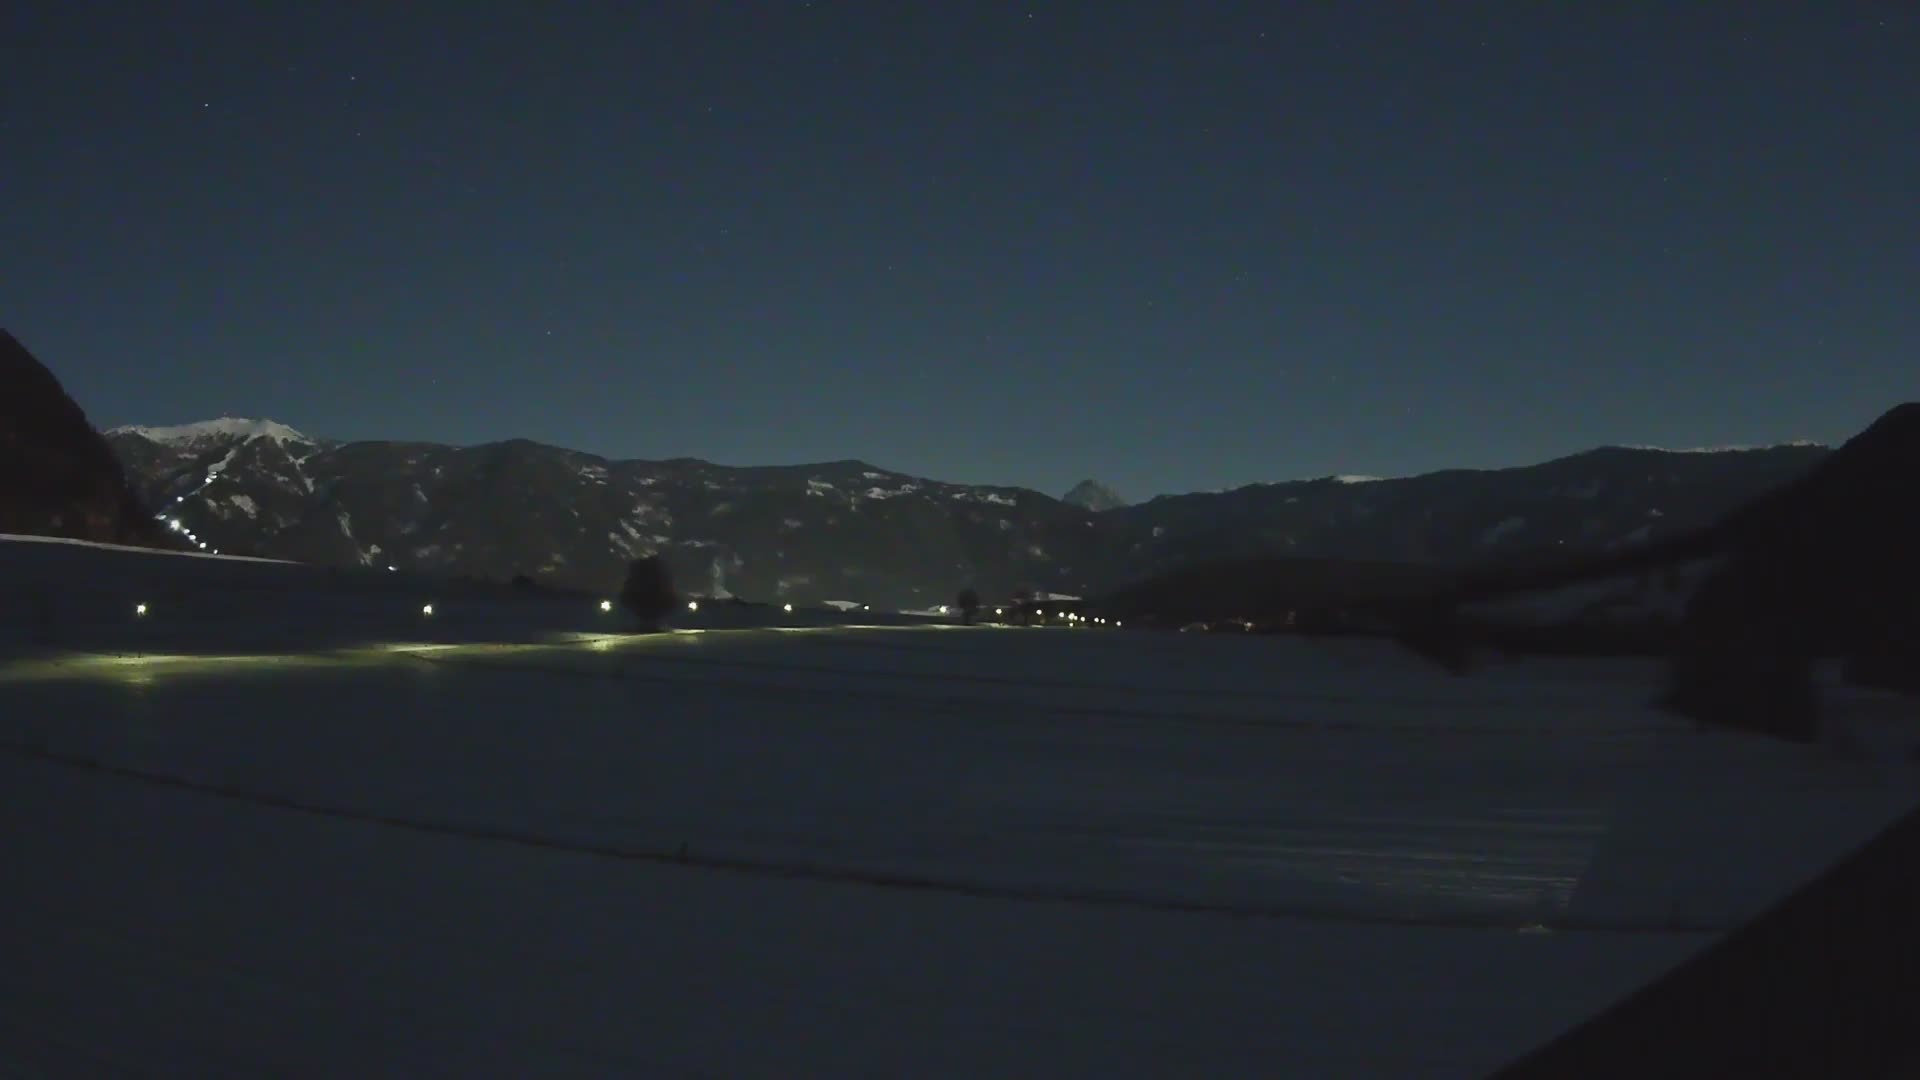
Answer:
[[4, 535, 1918, 1076]]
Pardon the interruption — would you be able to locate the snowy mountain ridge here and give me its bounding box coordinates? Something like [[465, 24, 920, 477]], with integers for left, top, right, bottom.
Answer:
[[108, 417, 313, 447], [1615, 439, 1824, 454]]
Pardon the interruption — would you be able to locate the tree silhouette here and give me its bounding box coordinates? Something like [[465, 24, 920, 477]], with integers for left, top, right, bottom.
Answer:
[[619, 554, 677, 632]]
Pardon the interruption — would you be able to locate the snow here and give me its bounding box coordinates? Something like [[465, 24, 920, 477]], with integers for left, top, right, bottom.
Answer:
[[0, 532, 293, 565], [1617, 440, 1825, 454], [335, 510, 369, 564], [1481, 516, 1527, 547], [862, 484, 918, 500], [4, 535, 1919, 1075], [226, 493, 259, 519], [109, 417, 311, 446]]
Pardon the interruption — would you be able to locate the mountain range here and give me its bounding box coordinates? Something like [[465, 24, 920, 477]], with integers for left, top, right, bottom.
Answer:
[[102, 416, 1831, 608]]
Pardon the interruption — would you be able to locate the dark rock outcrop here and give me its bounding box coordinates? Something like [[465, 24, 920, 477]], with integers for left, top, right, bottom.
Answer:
[[0, 329, 168, 547]]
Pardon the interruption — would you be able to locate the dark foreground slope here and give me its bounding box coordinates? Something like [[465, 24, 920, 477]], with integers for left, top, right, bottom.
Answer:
[[0, 330, 168, 547], [1406, 402, 1920, 739], [1095, 556, 1453, 629], [1495, 796, 1920, 1079]]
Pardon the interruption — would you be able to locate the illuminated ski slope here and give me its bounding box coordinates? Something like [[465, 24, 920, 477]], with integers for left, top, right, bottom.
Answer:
[[4, 535, 1917, 1076]]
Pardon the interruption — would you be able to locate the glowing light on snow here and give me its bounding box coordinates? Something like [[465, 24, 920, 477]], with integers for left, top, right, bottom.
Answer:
[[599, 599, 613, 612]]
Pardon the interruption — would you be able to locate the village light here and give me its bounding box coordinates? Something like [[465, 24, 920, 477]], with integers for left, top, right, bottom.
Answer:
[[168, 519, 182, 532], [687, 600, 699, 612], [134, 603, 148, 617], [938, 605, 948, 615], [421, 603, 435, 616], [783, 603, 793, 613], [599, 599, 613, 613]]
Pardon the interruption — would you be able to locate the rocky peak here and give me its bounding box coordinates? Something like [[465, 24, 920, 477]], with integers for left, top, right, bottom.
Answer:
[[1063, 479, 1127, 512]]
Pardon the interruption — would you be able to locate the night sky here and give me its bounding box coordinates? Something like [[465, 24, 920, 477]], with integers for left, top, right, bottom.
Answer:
[[6, 3, 1916, 499]]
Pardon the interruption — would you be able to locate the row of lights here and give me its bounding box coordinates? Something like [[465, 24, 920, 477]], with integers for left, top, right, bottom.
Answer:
[[161, 516, 217, 554], [405, 598, 801, 618], [151, 466, 229, 554], [131, 595, 842, 624], [1033, 611, 1122, 628]]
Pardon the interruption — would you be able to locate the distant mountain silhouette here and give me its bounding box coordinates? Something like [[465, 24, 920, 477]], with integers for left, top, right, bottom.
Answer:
[[107, 414, 1831, 606], [0, 329, 169, 547], [1403, 402, 1920, 740]]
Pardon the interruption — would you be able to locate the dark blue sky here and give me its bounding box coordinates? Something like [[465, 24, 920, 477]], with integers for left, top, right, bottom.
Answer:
[[6, 2, 1916, 499]]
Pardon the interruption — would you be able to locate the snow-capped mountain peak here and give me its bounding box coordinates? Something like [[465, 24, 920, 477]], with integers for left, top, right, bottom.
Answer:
[[109, 417, 312, 446], [1062, 480, 1127, 512]]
